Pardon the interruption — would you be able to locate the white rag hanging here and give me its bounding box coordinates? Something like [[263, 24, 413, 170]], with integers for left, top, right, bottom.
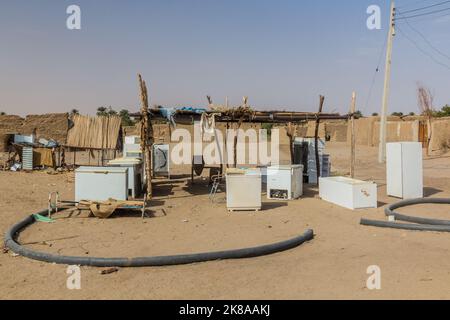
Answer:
[[200, 113, 219, 135]]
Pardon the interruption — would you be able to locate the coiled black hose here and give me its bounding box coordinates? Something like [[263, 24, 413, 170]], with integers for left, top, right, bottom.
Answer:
[[361, 198, 450, 232], [4, 209, 314, 267]]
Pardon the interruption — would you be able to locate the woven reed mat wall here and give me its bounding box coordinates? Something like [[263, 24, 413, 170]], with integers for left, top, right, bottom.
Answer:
[[66, 114, 121, 149]]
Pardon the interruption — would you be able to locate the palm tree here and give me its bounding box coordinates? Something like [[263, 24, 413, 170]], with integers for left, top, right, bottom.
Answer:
[[96, 106, 108, 116]]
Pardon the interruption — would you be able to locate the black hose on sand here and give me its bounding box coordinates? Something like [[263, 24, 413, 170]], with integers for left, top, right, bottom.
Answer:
[[4, 209, 314, 267], [361, 198, 450, 233]]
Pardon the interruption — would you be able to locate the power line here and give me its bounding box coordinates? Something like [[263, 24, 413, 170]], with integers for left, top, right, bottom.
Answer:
[[397, 0, 440, 9], [395, 6, 450, 19], [396, 26, 450, 70], [399, 0, 450, 14], [402, 10, 450, 22], [364, 34, 388, 111], [398, 12, 450, 60]]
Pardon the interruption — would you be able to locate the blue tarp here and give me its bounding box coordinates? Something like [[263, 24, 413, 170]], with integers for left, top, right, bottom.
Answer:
[[158, 106, 207, 127]]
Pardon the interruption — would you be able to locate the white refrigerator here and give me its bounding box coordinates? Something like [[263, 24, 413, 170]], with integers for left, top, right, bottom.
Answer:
[[386, 142, 423, 199]]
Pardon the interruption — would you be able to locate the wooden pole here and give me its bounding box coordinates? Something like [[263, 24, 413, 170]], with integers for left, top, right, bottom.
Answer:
[[315, 95, 325, 186], [232, 97, 248, 168], [138, 74, 154, 199], [350, 92, 356, 178], [285, 122, 295, 164]]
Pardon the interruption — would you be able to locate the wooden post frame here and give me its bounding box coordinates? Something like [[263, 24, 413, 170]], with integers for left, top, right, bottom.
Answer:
[[285, 122, 295, 164], [138, 74, 154, 199], [315, 95, 325, 186]]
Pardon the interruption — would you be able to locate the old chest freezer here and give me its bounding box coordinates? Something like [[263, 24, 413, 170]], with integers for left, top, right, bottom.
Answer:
[[386, 142, 423, 199], [319, 176, 377, 210], [75, 166, 128, 202], [226, 168, 262, 211], [108, 157, 143, 199], [267, 165, 303, 200]]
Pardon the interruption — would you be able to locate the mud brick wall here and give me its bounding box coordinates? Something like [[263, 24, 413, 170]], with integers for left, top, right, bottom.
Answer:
[[21, 113, 69, 143], [0, 115, 24, 134]]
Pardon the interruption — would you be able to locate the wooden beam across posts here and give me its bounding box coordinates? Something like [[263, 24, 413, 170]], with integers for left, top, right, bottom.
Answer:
[[130, 109, 349, 124], [138, 74, 154, 199], [315, 95, 325, 186], [350, 92, 357, 179]]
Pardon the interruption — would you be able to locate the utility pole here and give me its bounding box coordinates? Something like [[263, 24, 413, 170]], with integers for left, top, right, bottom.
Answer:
[[350, 92, 356, 178], [378, 1, 396, 163]]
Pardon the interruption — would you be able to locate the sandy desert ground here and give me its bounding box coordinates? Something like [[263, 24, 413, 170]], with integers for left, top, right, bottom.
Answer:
[[1, 142, 450, 300]]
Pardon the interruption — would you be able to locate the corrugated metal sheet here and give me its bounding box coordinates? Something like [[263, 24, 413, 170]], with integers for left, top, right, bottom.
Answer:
[[22, 147, 33, 170]]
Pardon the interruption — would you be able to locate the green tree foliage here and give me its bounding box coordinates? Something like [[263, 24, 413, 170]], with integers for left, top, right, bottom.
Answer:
[[434, 105, 450, 118], [261, 123, 273, 137], [391, 112, 404, 117], [97, 106, 135, 126], [372, 112, 379, 116], [354, 110, 363, 119], [96, 106, 117, 116], [0, 111, 5, 115], [96, 106, 108, 116], [119, 109, 135, 127]]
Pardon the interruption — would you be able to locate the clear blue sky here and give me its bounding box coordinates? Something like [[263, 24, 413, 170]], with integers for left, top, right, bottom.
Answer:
[[0, 0, 449, 116]]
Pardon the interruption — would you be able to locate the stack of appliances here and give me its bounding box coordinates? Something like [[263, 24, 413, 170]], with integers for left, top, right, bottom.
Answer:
[[267, 165, 303, 200], [74, 135, 144, 203], [294, 137, 330, 184], [123, 135, 142, 159], [108, 157, 143, 199]]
